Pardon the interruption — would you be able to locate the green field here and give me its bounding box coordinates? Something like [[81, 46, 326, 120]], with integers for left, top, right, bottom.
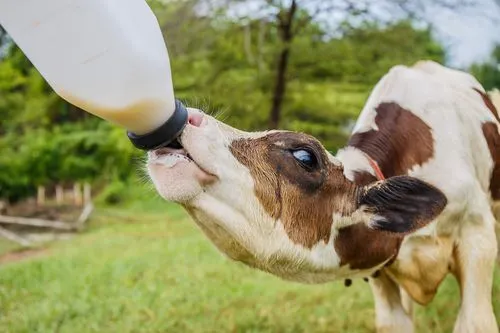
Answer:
[[0, 187, 499, 333]]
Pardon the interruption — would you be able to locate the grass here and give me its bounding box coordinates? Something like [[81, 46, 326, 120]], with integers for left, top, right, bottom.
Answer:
[[0, 187, 499, 333]]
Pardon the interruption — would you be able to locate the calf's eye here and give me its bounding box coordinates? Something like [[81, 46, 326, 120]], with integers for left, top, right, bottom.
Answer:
[[292, 149, 318, 170]]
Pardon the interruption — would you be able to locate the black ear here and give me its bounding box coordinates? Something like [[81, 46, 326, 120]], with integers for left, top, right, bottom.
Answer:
[[359, 176, 447, 234]]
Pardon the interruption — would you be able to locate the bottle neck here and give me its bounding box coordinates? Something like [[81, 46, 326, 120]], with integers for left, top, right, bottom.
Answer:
[[127, 99, 188, 150]]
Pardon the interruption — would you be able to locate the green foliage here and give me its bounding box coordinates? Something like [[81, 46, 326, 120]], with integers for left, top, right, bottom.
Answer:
[[0, 7, 446, 201], [302, 21, 445, 84], [0, 122, 139, 202], [470, 45, 500, 91], [95, 180, 129, 205]]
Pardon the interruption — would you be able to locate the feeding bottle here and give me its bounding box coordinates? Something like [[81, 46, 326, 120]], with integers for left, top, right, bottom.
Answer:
[[0, 0, 186, 150]]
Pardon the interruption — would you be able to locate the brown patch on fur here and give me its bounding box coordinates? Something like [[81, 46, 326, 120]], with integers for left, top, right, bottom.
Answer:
[[348, 102, 434, 178], [482, 122, 500, 200], [474, 88, 500, 122], [336, 102, 436, 270], [353, 171, 378, 186], [230, 132, 358, 248], [335, 223, 402, 270]]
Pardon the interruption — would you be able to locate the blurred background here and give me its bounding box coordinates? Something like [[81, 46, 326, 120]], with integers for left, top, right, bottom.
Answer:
[[0, 1, 499, 332]]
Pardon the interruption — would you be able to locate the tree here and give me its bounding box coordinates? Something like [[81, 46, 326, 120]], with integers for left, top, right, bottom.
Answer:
[[200, 0, 491, 128], [249, 0, 372, 128], [0, 25, 7, 47]]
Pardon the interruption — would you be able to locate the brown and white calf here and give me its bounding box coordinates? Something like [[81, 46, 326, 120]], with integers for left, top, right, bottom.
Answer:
[[147, 60, 500, 333]]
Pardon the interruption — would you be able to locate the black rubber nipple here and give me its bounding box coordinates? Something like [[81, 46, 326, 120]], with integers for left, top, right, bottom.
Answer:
[[127, 100, 188, 150]]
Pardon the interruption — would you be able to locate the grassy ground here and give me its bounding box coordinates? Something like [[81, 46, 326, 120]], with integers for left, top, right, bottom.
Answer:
[[0, 188, 499, 333]]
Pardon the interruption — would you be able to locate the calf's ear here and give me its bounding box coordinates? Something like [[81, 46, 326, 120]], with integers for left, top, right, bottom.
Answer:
[[359, 176, 447, 234]]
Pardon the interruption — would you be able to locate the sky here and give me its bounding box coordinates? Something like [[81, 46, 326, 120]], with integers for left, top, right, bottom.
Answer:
[[428, 0, 500, 67]]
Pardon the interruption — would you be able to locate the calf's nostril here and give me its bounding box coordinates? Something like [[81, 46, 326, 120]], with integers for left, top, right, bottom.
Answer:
[[164, 109, 203, 149], [187, 110, 204, 127]]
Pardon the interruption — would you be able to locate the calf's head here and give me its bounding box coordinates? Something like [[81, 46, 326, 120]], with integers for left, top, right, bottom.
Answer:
[[147, 109, 447, 283]]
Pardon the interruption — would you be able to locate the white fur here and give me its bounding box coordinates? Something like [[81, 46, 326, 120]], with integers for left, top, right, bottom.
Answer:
[[336, 146, 377, 181]]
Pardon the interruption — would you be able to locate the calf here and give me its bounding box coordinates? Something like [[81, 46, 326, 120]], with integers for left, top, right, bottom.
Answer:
[[147, 60, 499, 333]]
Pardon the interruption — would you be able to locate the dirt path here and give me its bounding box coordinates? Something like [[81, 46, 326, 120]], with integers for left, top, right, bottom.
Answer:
[[0, 248, 47, 264]]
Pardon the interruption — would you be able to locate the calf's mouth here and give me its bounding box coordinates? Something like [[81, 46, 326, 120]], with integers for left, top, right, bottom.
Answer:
[[149, 146, 193, 167], [148, 109, 209, 171], [146, 109, 217, 203]]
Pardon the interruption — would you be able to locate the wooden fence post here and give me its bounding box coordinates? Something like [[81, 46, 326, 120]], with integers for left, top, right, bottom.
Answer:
[[83, 183, 92, 205], [37, 186, 45, 206], [73, 183, 82, 206], [55, 185, 64, 204]]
